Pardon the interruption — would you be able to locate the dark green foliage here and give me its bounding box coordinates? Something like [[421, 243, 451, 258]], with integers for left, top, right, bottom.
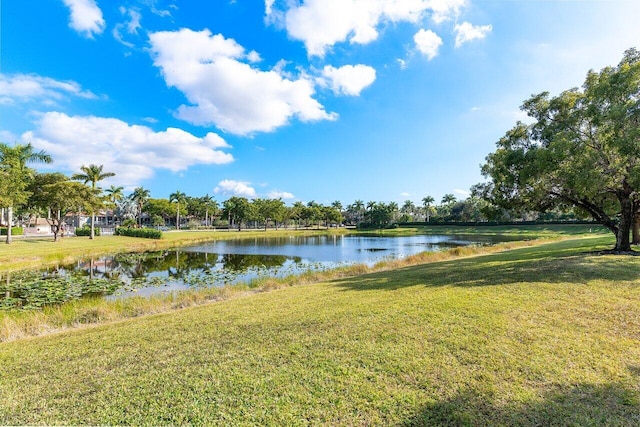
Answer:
[[75, 226, 100, 237], [0, 227, 23, 236], [115, 227, 162, 239], [478, 48, 640, 252]]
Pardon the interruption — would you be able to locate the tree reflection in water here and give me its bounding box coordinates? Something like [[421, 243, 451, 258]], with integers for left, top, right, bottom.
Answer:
[[0, 250, 304, 310]]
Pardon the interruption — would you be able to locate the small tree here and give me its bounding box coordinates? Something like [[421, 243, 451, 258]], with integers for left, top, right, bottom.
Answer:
[[29, 173, 99, 242]]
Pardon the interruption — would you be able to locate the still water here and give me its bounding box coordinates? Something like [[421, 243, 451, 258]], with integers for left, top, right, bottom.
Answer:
[[1, 234, 514, 310]]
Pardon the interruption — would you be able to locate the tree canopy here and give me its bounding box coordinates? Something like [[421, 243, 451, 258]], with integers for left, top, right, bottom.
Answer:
[[477, 48, 640, 252], [0, 143, 53, 243]]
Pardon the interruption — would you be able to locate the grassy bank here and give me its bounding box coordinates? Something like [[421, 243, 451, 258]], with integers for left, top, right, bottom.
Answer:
[[1, 235, 638, 425], [358, 223, 609, 237], [0, 237, 558, 342], [0, 228, 350, 272]]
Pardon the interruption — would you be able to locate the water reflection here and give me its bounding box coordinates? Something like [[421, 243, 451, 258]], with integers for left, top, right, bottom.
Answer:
[[1, 234, 515, 310]]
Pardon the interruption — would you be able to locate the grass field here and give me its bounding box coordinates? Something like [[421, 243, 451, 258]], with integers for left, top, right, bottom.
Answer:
[[1, 234, 638, 425]]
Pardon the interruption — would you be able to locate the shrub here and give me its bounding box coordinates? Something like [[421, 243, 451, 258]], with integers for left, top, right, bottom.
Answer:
[[115, 227, 162, 239], [75, 226, 100, 237], [0, 227, 24, 236]]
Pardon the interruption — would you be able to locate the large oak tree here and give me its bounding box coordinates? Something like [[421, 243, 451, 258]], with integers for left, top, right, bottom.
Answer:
[[478, 48, 640, 252]]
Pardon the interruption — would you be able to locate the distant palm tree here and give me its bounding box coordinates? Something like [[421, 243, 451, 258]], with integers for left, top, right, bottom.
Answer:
[[71, 164, 115, 239], [0, 143, 52, 244], [131, 187, 151, 227], [441, 194, 457, 205], [200, 194, 218, 227], [105, 185, 124, 226], [169, 191, 187, 230], [105, 185, 124, 205], [422, 196, 435, 222], [388, 201, 399, 222], [401, 200, 416, 220], [353, 199, 365, 225]]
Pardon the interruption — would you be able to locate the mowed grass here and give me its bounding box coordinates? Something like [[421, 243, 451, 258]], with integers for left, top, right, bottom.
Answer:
[[1, 236, 639, 425], [357, 223, 609, 237]]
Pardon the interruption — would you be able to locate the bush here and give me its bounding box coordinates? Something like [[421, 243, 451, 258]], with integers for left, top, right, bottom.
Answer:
[[115, 227, 162, 239], [75, 226, 100, 237], [0, 227, 24, 236]]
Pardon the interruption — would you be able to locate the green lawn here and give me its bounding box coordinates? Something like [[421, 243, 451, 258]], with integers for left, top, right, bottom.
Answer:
[[1, 236, 638, 425], [358, 223, 609, 237]]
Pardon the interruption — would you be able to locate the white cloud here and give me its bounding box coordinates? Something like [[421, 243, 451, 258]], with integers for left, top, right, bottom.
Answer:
[[453, 188, 470, 197], [271, 0, 465, 56], [0, 130, 18, 143], [397, 58, 408, 70], [454, 21, 492, 48], [320, 65, 376, 96], [113, 7, 143, 48], [0, 73, 98, 105], [428, 0, 466, 24], [247, 50, 262, 63], [23, 112, 233, 186], [214, 180, 257, 198], [62, 0, 105, 38], [142, 0, 175, 18], [149, 28, 337, 135], [268, 191, 295, 200], [414, 29, 442, 60]]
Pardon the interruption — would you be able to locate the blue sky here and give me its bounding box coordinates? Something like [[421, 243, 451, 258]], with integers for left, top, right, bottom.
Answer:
[[1, 0, 639, 207]]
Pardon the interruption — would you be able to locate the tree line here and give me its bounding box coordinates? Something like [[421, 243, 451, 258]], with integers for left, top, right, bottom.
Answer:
[[1, 145, 552, 245]]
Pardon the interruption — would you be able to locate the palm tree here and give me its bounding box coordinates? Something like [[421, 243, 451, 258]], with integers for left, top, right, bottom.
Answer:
[[388, 201, 399, 222], [131, 187, 151, 227], [441, 194, 457, 205], [105, 185, 124, 226], [71, 164, 115, 239], [169, 191, 187, 230], [401, 200, 416, 221], [422, 195, 435, 222], [0, 143, 52, 244], [353, 199, 365, 225], [199, 194, 219, 227]]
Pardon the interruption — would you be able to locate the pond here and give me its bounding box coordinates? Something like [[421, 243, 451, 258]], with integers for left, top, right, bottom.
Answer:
[[0, 234, 518, 310]]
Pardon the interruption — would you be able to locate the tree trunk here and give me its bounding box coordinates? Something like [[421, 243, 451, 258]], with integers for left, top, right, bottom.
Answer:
[[90, 212, 95, 239], [176, 207, 180, 230], [5, 206, 12, 244], [633, 211, 640, 245], [614, 195, 633, 252], [52, 223, 59, 242]]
